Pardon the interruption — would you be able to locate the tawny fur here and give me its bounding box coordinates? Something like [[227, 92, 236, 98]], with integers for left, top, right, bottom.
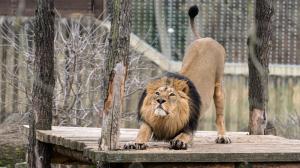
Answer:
[[123, 73, 200, 150], [180, 5, 230, 143], [125, 5, 231, 150], [181, 38, 225, 115], [140, 77, 191, 140]]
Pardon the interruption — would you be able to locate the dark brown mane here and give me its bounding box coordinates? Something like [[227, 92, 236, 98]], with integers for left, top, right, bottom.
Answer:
[[137, 72, 201, 138]]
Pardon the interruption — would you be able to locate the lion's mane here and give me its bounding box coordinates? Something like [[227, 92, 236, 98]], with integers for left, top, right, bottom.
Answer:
[[137, 73, 201, 140]]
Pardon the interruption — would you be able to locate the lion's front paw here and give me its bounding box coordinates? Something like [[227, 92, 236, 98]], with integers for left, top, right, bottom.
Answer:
[[123, 142, 148, 150], [169, 139, 188, 150], [215, 135, 231, 144]]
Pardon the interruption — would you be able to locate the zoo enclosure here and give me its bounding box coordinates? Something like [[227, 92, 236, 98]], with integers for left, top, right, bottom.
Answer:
[[0, 0, 300, 138]]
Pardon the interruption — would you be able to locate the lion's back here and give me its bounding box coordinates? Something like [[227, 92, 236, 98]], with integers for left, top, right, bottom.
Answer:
[[180, 38, 226, 115]]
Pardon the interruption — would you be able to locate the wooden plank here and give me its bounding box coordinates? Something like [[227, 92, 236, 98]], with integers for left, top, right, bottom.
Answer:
[[0, 1, 11, 15], [22, 125, 300, 146], [0, 0, 104, 17], [93, 0, 105, 18], [98, 162, 300, 168], [21, 125, 300, 164], [52, 145, 92, 164], [225, 63, 300, 77], [94, 149, 300, 163]]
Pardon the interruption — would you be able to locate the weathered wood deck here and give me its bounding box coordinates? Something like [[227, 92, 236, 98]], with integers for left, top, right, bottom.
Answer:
[[22, 125, 300, 167]]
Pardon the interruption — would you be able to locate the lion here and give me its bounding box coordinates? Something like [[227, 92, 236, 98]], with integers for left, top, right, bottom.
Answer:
[[124, 73, 201, 150], [124, 5, 231, 150]]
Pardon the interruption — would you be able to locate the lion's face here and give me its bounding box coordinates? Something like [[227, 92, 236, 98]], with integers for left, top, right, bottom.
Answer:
[[138, 74, 200, 140], [152, 86, 179, 117], [144, 77, 190, 118]]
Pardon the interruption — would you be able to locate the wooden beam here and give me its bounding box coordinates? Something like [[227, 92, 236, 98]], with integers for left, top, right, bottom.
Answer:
[[101, 22, 180, 72], [94, 148, 300, 163], [0, 0, 105, 17], [22, 126, 300, 164], [101, 163, 300, 168], [52, 145, 92, 164]]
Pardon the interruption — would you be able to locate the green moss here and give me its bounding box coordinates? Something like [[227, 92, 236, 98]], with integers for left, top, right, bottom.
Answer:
[[0, 144, 25, 167]]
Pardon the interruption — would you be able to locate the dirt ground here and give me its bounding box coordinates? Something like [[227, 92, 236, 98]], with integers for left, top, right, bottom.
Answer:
[[0, 113, 27, 167], [0, 114, 91, 168]]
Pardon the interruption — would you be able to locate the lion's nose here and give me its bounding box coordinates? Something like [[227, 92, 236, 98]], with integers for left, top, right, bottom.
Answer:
[[157, 98, 166, 104]]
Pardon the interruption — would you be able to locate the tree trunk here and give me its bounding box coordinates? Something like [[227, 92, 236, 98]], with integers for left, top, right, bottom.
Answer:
[[99, 0, 132, 150], [248, 0, 274, 135], [28, 0, 55, 167], [99, 63, 126, 150], [12, 20, 21, 113], [0, 20, 8, 123], [106, 0, 113, 20]]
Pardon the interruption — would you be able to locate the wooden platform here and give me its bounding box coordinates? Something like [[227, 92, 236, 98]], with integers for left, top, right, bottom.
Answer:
[[22, 126, 300, 166]]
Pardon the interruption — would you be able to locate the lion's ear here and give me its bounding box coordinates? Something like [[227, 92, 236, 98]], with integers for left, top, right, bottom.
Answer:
[[174, 80, 189, 95]]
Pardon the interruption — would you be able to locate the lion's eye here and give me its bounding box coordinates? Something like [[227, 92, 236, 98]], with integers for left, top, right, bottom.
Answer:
[[169, 92, 176, 96], [155, 91, 160, 96]]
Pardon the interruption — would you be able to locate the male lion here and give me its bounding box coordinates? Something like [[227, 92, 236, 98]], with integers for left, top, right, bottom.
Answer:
[[124, 5, 231, 150], [124, 73, 201, 150]]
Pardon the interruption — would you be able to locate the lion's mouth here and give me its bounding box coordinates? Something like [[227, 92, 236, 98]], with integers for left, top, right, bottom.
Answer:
[[154, 106, 169, 117]]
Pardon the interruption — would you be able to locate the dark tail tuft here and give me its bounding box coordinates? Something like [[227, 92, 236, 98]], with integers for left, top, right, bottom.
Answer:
[[188, 5, 200, 39], [188, 5, 199, 19]]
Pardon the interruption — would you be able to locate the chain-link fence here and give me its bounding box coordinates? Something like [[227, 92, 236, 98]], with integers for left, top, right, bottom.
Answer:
[[132, 0, 300, 65]]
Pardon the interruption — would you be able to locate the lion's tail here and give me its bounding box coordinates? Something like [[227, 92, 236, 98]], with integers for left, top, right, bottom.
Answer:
[[188, 5, 201, 39]]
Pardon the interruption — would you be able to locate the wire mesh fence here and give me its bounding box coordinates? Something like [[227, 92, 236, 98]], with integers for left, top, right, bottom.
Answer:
[[132, 0, 300, 64]]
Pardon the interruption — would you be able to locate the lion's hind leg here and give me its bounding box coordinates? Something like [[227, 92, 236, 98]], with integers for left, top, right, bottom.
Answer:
[[213, 82, 231, 144], [124, 123, 152, 150]]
